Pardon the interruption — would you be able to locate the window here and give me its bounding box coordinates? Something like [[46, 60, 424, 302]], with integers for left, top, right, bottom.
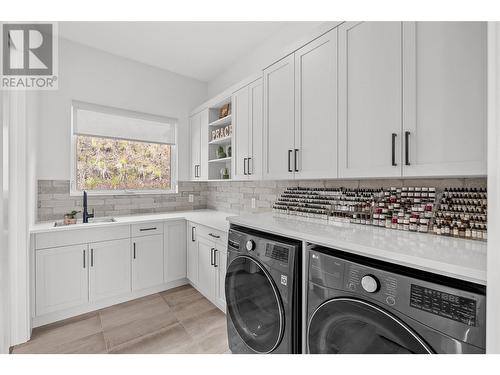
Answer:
[[71, 101, 177, 194]]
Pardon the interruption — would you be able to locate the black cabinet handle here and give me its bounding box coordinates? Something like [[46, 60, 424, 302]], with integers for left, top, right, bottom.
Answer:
[[83, 249, 86, 269], [133, 242, 136, 259], [197, 165, 201, 177], [214, 249, 218, 268], [191, 226, 196, 242], [247, 157, 252, 175], [288, 150, 292, 172], [139, 227, 157, 232], [294, 149, 299, 172], [90, 248, 94, 267], [391, 133, 397, 166], [209, 233, 220, 239], [194, 165, 197, 178], [243, 158, 247, 175], [405, 131, 411, 166], [210, 248, 215, 266]]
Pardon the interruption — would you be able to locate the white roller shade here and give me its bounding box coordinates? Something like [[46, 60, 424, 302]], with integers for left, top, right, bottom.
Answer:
[[72, 101, 177, 145]]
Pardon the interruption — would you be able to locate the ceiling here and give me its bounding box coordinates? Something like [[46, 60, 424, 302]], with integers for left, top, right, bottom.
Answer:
[[59, 22, 289, 82]]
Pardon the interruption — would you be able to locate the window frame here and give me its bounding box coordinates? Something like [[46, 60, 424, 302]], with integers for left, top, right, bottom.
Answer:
[[70, 101, 178, 196]]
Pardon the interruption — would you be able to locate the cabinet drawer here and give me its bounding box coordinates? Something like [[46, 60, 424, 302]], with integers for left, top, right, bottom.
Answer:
[[35, 225, 130, 250], [195, 224, 227, 247], [131, 222, 164, 237]]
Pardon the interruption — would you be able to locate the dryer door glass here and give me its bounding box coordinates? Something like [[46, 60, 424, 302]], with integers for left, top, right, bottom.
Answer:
[[225, 255, 284, 353], [308, 298, 432, 354]]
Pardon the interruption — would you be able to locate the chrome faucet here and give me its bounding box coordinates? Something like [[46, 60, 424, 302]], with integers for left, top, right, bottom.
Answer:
[[82, 191, 95, 223]]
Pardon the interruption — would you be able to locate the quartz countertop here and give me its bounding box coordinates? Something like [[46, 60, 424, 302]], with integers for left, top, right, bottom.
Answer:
[[30, 209, 236, 234], [228, 212, 487, 285]]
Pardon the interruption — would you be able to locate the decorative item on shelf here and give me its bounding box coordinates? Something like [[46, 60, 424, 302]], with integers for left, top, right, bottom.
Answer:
[[432, 187, 487, 241], [223, 168, 230, 179], [227, 146, 232, 157], [63, 210, 80, 225], [217, 146, 227, 159], [219, 103, 231, 118], [211, 124, 233, 142]]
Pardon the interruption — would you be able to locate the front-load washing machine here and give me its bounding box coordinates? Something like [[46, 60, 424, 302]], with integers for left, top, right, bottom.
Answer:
[[307, 246, 486, 354]]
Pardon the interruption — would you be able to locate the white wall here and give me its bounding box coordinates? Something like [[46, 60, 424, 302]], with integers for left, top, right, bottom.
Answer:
[[37, 38, 208, 182], [207, 22, 326, 96]]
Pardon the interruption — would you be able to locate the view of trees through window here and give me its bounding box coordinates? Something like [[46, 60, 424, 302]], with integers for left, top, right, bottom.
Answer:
[[76, 135, 172, 191]]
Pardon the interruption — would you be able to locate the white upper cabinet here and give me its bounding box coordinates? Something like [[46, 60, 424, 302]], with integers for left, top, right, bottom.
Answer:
[[338, 21, 403, 178], [190, 109, 208, 180], [402, 22, 487, 177], [263, 54, 296, 180], [294, 28, 338, 179], [232, 78, 263, 180], [233, 85, 250, 180], [89, 239, 131, 303], [190, 111, 201, 180]]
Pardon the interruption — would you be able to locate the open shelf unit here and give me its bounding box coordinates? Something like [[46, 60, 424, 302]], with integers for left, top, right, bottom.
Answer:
[[207, 96, 233, 180]]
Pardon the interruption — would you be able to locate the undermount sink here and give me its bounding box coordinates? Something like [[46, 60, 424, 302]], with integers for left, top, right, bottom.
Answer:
[[53, 217, 116, 227]]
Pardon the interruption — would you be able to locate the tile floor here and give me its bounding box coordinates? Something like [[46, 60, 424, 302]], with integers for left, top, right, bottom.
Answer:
[[12, 284, 230, 354]]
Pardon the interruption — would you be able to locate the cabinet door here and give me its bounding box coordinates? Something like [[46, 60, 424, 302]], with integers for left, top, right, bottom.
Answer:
[[294, 28, 338, 179], [214, 247, 227, 312], [190, 112, 201, 180], [232, 85, 250, 180], [338, 22, 403, 178], [263, 54, 295, 180], [89, 239, 131, 302], [164, 220, 187, 283], [35, 244, 89, 316], [197, 236, 216, 301], [132, 235, 164, 291], [199, 109, 209, 180], [187, 222, 198, 285], [249, 78, 263, 179], [402, 22, 487, 177]]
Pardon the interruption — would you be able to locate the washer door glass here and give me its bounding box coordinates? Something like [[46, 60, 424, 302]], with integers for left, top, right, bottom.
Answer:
[[225, 255, 284, 353], [308, 298, 432, 354]]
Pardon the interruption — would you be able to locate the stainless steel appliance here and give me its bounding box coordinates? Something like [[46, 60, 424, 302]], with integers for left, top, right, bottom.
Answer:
[[225, 225, 302, 353], [307, 246, 486, 354]]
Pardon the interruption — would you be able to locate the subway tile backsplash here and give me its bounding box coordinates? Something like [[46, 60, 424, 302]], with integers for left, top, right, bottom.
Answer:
[[37, 180, 208, 222], [37, 178, 486, 222]]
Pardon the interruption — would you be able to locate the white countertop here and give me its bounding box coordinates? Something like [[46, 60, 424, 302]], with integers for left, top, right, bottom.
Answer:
[[228, 212, 487, 285], [30, 209, 236, 234]]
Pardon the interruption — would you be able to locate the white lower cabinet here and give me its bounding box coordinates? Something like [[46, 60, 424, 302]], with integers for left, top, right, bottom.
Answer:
[[131, 234, 164, 291], [197, 235, 216, 300], [214, 244, 227, 310], [89, 239, 131, 302], [35, 244, 89, 316], [164, 220, 187, 283], [187, 222, 199, 286]]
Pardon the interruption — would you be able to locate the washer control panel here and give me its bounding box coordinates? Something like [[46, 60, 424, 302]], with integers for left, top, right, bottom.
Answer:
[[345, 264, 398, 307]]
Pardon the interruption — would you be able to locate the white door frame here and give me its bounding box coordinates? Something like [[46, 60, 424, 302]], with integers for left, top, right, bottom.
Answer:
[[487, 21, 500, 354]]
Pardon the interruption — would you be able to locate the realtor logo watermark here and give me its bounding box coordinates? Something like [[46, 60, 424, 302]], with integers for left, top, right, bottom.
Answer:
[[1, 22, 58, 90]]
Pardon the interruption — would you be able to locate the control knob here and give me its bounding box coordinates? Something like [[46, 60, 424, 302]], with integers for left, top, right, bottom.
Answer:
[[361, 275, 380, 293], [245, 240, 256, 251]]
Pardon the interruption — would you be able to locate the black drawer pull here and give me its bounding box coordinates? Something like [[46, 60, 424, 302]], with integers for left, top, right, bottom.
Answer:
[[288, 150, 292, 172], [247, 157, 252, 175], [139, 227, 157, 231], [90, 248, 94, 267], [243, 158, 248, 175], [191, 226, 196, 242], [391, 133, 397, 166], [83, 249, 86, 268], [294, 149, 299, 172], [133, 242, 136, 259], [214, 249, 218, 268], [210, 248, 215, 266], [209, 233, 220, 239]]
